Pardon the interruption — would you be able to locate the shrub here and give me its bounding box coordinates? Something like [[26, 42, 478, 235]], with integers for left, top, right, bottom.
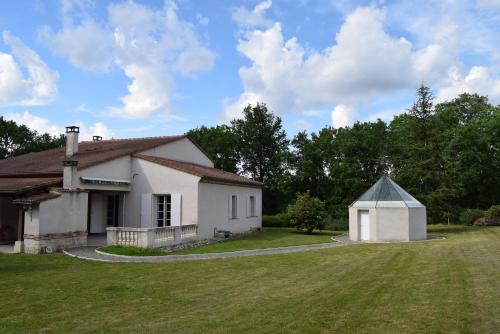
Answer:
[[459, 209, 484, 225], [287, 192, 328, 234], [484, 205, 500, 218], [324, 217, 349, 231], [262, 213, 290, 227]]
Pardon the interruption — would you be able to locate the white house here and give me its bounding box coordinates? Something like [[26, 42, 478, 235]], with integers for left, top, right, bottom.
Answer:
[[349, 175, 427, 242], [0, 127, 262, 254]]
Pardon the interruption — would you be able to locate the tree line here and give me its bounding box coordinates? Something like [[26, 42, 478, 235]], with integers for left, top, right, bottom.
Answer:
[[0, 118, 65, 159], [1, 85, 498, 224], [188, 86, 500, 224]]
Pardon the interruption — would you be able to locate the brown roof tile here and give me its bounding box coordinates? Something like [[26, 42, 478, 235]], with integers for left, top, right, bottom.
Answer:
[[134, 154, 263, 188], [0, 135, 186, 176], [0, 177, 62, 194]]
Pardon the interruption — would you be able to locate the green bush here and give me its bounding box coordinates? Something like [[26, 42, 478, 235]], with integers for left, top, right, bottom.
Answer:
[[459, 209, 484, 225], [484, 205, 500, 218], [287, 192, 328, 234], [262, 213, 290, 227]]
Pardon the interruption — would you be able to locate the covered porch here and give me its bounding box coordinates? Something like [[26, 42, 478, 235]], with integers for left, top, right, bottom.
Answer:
[[87, 190, 198, 248], [0, 196, 24, 254]]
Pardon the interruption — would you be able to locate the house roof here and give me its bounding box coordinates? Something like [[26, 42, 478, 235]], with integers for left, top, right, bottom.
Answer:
[[0, 177, 62, 194], [0, 135, 187, 177], [134, 154, 263, 188], [351, 175, 423, 207], [12, 191, 62, 205]]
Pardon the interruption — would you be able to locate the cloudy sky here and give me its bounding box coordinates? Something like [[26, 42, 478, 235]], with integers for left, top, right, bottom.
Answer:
[[1, 0, 500, 139]]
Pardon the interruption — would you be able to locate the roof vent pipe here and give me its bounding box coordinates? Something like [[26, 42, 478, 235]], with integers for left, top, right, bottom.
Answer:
[[92, 135, 102, 141], [65, 126, 79, 158]]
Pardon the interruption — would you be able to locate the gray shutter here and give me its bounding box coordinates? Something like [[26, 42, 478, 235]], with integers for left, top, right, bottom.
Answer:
[[141, 193, 152, 228], [171, 193, 182, 226]]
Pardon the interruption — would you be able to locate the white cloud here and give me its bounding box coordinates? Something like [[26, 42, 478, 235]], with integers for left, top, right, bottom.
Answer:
[[436, 66, 500, 103], [226, 3, 500, 125], [303, 109, 327, 117], [39, 0, 215, 119], [232, 0, 273, 28], [4, 111, 62, 136], [226, 7, 421, 120], [196, 13, 209, 26], [38, 20, 114, 72], [331, 104, 356, 128], [0, 31, 58, 106], [4, 111, 114, 140]]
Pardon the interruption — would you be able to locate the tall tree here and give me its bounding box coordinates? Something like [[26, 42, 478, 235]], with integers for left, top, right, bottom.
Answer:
[[186, 125, 240, 173], [231, 103, 289, 185], [231, 103, 289, 214]]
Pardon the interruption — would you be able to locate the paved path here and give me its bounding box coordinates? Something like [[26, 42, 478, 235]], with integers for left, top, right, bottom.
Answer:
[[63, 235, 354, 263]]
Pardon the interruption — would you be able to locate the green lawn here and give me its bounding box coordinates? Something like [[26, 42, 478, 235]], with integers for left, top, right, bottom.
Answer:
[[98, 228, 339, 256], [99, 245, 168, 256], [1, 225, 500, 333], [173, 228, 340, 254]]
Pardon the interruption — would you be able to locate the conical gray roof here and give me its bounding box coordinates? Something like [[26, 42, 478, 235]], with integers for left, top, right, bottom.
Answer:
[[354, 175, 422, 204]]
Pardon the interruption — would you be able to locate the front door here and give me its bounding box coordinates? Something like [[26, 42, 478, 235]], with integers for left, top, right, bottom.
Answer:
[[359, 210, 370, 241], [106, 195, 120, 227]]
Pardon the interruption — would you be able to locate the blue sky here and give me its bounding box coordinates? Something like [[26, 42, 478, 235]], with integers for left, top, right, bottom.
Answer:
[[1, 0, 500, 140]]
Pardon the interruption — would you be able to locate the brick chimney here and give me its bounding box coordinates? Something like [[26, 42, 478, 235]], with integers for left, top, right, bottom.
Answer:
[[65, 126, 79, 157], [92, 135, 102, 141]]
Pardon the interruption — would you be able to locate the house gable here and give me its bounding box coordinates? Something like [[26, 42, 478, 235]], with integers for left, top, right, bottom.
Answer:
[[138, 137, 214, 167]]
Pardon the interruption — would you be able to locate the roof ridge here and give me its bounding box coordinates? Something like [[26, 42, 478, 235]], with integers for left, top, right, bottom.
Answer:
[[80, 134, 185, 143]]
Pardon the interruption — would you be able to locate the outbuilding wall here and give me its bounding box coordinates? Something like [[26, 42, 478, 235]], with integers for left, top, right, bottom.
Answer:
[[197, 182, 262, 239], [375, 207, 410, 242], [349, 204, 427, 242], [408, 206, 427, 240]]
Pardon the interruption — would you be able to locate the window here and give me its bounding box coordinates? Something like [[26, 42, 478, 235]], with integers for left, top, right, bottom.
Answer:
[[231, 195, 238, 219], [249, 196, 256, 217], [156, 195, 172, 227], [106, 195, 119, 227]]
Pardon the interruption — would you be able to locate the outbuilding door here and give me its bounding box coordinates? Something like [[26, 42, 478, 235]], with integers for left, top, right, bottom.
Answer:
[[359, 210, 370, 241]]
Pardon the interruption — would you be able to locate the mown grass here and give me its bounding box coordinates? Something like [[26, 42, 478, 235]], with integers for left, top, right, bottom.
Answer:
[[1, 225, 499, 333], [98, 228, 338, 256], [98, 245, 167, 256], [173, 227, 340, 254]]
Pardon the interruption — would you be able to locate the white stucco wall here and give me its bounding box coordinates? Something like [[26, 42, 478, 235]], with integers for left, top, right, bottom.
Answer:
[[376, 207, 410, 242], [139, 137, 213, 167], [197, 182, 262, 239], [23, 192, 88, 253], [75, 156, 132, 192], [124, 158, 201, 228], [409, 207, 427, 241], [38, 193, 88, 235]]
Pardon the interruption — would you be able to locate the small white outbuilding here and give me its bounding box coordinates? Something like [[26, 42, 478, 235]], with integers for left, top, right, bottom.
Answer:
[[349, 176, 427, 242]]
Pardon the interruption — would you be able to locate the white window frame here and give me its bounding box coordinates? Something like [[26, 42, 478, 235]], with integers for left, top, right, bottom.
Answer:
[[155, 194, 172, 227], [231, 195, 238, 219]]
